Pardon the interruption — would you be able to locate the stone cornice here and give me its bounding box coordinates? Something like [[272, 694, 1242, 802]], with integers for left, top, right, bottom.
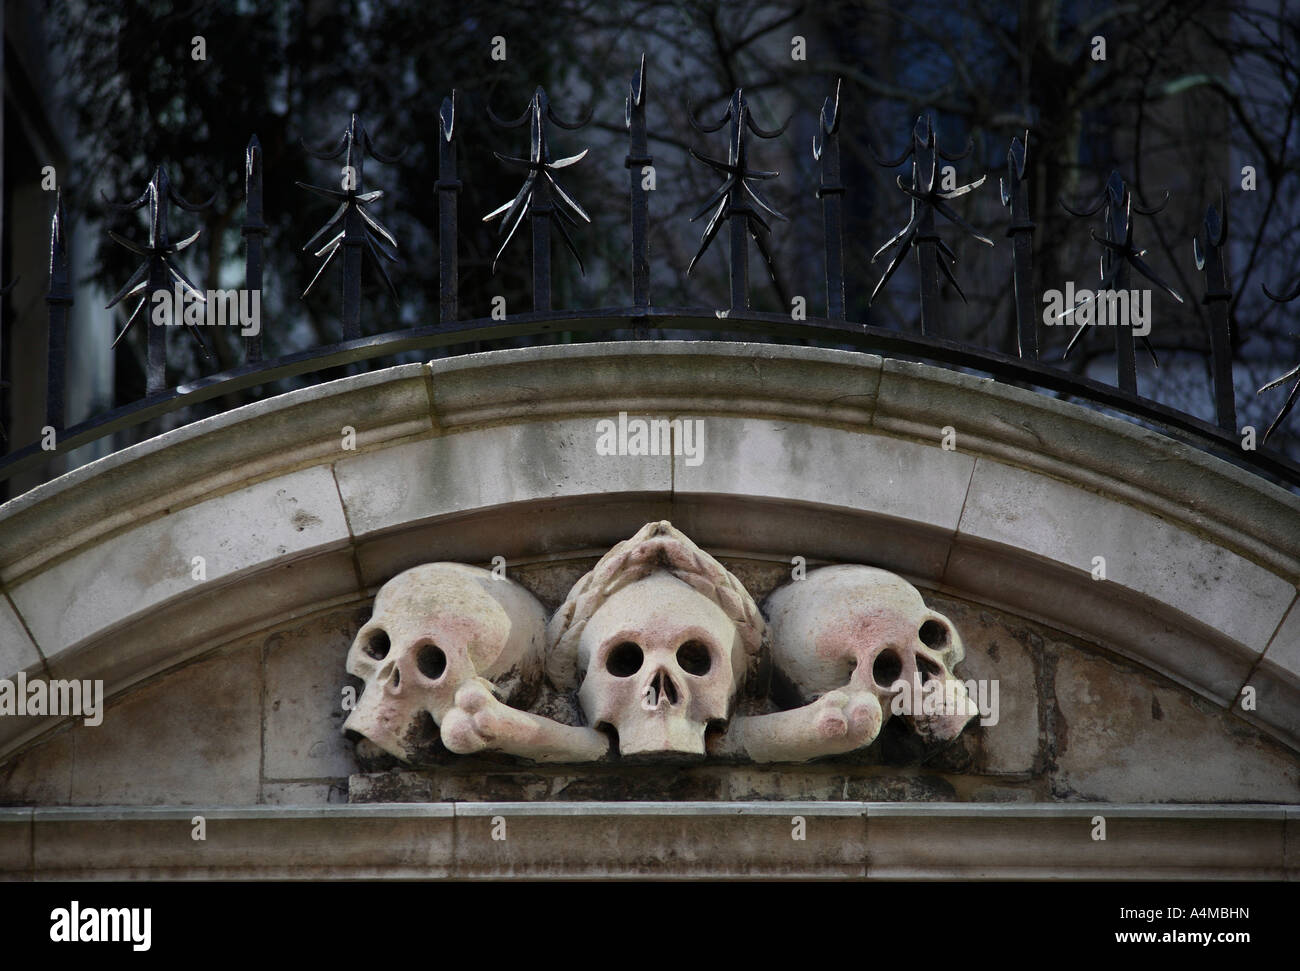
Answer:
[[0, 802, 1293, 880]]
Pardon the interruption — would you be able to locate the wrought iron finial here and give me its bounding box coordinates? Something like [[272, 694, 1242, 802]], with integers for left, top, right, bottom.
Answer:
[[687, 88, 790, 311], [1057, 170, 1182, 394], [243, 134, 267, 363], [1259, 272, 1300, 443], [437, 91, 462, 324], [484, 86, 591, 313], [626, 55, 652, 312], [46, 193, 72, 428], [1194, 186, 1235, 432], [814, 78, 846, 320], [868, 114, 994, 336], [103, 165, 213, 393], [297, 113, 404, 340], [1001, 132, 1036, 358]]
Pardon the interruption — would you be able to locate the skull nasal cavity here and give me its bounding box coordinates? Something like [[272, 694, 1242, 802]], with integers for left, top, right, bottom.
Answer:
[[656, 670, 679, 705], [676, 640, 712, 676], [363, 630, 390, 660], [873, 649, 903, 687], [417, 644, 447, 680], [606, 642, 644, 677], [919, 620, 947, 648]]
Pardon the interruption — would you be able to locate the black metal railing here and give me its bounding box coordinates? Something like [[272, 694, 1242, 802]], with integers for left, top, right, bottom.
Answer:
[[3, 56, 1300, 494]]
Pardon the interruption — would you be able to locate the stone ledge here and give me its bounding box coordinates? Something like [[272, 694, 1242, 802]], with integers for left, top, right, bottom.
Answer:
[[874, 358, 1300, 580], [426, 341, 883, 430], [0, 363, 432, 585], [0, 803, 1290, 880], [5, 343, 1295, 584]]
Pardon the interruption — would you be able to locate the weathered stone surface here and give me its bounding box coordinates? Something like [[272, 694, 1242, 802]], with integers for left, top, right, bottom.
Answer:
[[671, 496, 957, 583], [1260, 594, 1300, 682], [673, 418, 974, 585], [547, 769, 726, 802], [945, 533, 1256, 708], [453, 802, 866, 879], [260, 782, 348, 805], [957, 458, 1295, 656], [873, 357, 1300, 580], [844, 775, 957, 801], [434, 773, 556, 802], [333, 418, 672, 541], [68, 645, 261, 806], [29, 805, 454, 879], [508, 559, 596, 612], [346, 764, 1016, 804], [0, 594, 40, 678], [38, 550, 360, 720], [426, 342, 882, 430], [351, 497, 678, 590], [348, 771, 435, 804], [0, 364, 431, 585], [264, 608, 367, 781], [0, 802, 1287, 879], [9, 465, 351, 656], [1053, 651, 1300, 803], [723, 768, 849, 801], [929, 597, 1039, 775], [1219, 573, 1296, 748], [0, 729, 73, 805], [865, 804, 1286, 879], [718, 558, 794, 605], [0, 808, 31, 875], [962, 784, 1040, 803], [1234, 667, 1300, 758]]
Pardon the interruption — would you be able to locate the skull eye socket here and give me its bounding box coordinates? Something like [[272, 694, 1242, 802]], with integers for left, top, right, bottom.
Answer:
[[605, 641, 644, 677], [872, 649, 903, 688], [417, 644, 447, 680], [363, 630, 391, 660], [676, 640, 712, 676], [919, 619, 948, 648]]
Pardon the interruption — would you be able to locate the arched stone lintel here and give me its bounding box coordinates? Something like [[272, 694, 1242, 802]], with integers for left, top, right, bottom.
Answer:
[[0, 343, 1295, 761]]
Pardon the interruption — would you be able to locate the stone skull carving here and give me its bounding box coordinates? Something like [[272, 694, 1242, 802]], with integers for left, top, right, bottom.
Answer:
[[344, 562, 547, 762], [723, 565, 977, 762], [548, 522, 764, 757]]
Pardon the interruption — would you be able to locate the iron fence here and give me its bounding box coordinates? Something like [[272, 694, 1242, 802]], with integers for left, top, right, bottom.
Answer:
[[3, 57, 1299, 492]]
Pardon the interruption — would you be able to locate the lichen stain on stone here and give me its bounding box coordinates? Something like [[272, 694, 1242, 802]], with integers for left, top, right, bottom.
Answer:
[[291, 509, 323, 532]]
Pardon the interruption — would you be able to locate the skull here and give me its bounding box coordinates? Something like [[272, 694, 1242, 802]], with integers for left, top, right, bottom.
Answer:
[[765, 565, 976, 740], [576, 570, 747, 756], [344, 562, 547, 761]]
